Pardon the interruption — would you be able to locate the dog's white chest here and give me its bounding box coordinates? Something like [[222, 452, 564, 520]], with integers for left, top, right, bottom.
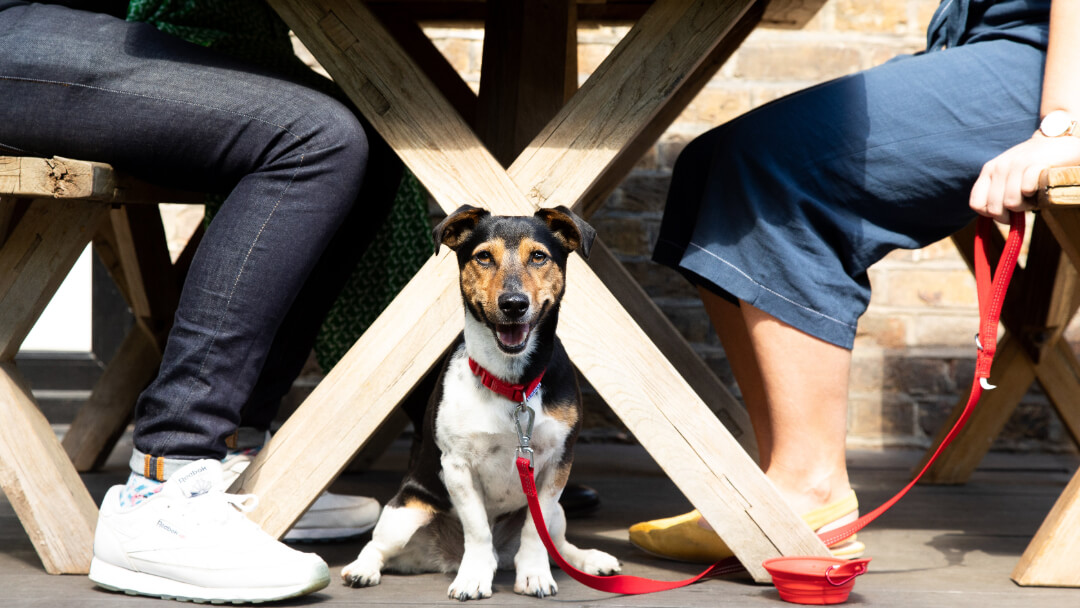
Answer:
[[435, 354, 569, 515]]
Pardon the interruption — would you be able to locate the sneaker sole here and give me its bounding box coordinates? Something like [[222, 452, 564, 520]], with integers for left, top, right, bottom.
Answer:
[[89, 558, 330, 604]]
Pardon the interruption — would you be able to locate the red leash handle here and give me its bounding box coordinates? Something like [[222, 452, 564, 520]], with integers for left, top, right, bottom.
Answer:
[[517, 214, 1026, 595]]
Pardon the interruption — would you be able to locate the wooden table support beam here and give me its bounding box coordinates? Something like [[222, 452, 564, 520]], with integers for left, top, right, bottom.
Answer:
[[0, 197, 105, 574], [256, 0, 821, 582], [1009, 168, 1080, 586]]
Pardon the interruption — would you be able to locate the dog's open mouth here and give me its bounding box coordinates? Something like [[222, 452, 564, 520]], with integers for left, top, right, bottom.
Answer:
[[495, 323, 532, 353]]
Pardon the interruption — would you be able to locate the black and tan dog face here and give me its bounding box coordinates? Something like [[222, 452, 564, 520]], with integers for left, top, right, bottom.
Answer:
[[433, 205, 595, 355]]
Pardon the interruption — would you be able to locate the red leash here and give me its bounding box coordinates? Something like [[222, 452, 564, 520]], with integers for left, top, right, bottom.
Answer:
[[514, 214, 1026, 594]]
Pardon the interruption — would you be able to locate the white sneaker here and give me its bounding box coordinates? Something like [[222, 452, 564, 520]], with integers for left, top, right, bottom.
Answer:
[[222, 452, 380, 542], [90, 459, 330, 603]]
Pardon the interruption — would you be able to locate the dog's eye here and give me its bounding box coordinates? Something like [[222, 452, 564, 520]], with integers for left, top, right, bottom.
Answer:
[[530, 251, 548, 265], [474, 251, 494, 265]]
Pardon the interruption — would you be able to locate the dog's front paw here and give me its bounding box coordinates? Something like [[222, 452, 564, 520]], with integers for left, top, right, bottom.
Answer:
[[577, 549, 621, 576], [341, 548, 383, 588], [447, 563, 494, 601], [514, 568, 558, 598]]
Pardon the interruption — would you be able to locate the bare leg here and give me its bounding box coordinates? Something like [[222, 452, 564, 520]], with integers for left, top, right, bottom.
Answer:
[[732, 298, 852, 514], [629, 291, 859, 560], [699, 289, 773, 468], [697, 290, 852, 522]]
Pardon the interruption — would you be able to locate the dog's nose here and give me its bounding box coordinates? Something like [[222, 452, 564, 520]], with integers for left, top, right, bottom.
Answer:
[[498, 293, 529, 319]]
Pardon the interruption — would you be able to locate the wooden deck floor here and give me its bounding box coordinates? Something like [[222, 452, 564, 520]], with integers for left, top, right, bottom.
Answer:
[[2, 436, 1078, 607]]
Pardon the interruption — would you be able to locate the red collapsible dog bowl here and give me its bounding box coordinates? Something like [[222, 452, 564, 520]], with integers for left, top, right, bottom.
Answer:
[[761, 557, 871, 605]]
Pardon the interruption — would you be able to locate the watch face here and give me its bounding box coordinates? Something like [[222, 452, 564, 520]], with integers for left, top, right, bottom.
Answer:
[[1041, 111, 1074, 137]]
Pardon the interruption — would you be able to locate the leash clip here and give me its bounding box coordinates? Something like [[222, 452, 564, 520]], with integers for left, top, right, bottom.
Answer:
[[513, 402, 535, 468], [974, 333, 997, 390]]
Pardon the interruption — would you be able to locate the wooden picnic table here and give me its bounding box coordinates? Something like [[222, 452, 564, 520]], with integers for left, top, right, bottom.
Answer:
[[6, 0, 1076, 590], [232, 0, 834, 584]]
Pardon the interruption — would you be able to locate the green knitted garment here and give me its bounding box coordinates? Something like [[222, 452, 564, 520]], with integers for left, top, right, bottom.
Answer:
[[127, 0, 434, 370]]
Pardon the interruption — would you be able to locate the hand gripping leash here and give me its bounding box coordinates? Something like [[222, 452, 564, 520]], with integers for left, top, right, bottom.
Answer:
[[516, 213, 1027, 595]]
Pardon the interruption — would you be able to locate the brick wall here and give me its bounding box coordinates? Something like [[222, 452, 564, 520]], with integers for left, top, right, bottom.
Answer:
[[161, 1, 1073, 453]]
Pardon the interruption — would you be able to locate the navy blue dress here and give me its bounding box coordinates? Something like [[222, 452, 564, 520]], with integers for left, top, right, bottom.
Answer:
[[654, 0, 1051, 348]]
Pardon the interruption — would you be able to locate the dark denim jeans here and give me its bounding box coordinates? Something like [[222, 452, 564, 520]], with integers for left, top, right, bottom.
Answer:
[[0, 3, 400, 475]]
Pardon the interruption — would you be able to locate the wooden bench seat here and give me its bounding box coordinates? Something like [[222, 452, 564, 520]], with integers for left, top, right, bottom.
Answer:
[[0, 156, 200, 574]]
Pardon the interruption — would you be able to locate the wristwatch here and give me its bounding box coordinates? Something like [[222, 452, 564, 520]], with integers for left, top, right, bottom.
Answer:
[[1038, 110, 1079, 137]]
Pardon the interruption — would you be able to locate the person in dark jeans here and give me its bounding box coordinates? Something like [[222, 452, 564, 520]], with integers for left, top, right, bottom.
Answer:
[[0, 1, 401, 602]]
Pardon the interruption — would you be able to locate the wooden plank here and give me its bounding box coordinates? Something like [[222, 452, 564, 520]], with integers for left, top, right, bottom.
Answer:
[[474, 0, 755, 454], [507, 0, 757, 214], [760, 0, 827, 28], [105, 205, 179, 331], [0, 197, 21, 246], [570, 2, 761, 218], [559, 257, 827, 579], [234, 254, 464, 530], [1043, 208, 1080, 286], [93, 219, 135, 317], [62, 323, 162, 472], [0, 156, 202, 204], [362, 0, 826, 29], [1012, 466, 1080, 586], [1035, 337, 1080, 448], [486, 0, 757, 451], [65, 207, 188, 472], [920, 217, 1080, 482], [374, 7, 478, 127], [1043, 166, 1080, 194], [586, 242, 757, 454], [998, 218, 1065, 363], [0, 362, 97, 574], [264, 0, 808, 581], [267, 0, 526, 215], [0, 156, 110, 200], [0, 199, 107, 360], [477, 0, 577, 166]]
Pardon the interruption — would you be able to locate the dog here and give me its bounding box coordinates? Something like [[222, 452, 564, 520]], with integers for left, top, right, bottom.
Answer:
[[341, 205, 621, 600]]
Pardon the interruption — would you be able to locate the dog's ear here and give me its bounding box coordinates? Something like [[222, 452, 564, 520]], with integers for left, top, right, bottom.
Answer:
[[535, 206, 596, 260], [432, 205, 490, 254]]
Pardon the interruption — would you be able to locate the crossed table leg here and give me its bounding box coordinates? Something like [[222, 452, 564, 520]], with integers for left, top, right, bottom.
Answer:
[[237, 0, 829, 582]]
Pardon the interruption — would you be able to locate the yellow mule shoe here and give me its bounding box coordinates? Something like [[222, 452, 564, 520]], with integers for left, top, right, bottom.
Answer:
[[628, 490, 865, 563]]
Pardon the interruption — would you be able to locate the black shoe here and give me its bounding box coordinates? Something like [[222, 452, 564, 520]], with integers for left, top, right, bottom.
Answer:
[[560, 483, 600, 518]]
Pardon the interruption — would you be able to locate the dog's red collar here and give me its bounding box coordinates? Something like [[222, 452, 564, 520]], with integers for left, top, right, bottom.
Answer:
[[468, 358, 544, 403]]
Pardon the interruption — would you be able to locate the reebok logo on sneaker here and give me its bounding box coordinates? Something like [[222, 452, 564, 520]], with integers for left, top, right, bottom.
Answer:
[[175, 465, 208, 485], [156, 520, 184, 539], [175, 465, 214, 498]]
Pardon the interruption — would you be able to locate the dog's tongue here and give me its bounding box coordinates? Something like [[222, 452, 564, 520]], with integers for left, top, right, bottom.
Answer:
[[497, 324, 529, 347]]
